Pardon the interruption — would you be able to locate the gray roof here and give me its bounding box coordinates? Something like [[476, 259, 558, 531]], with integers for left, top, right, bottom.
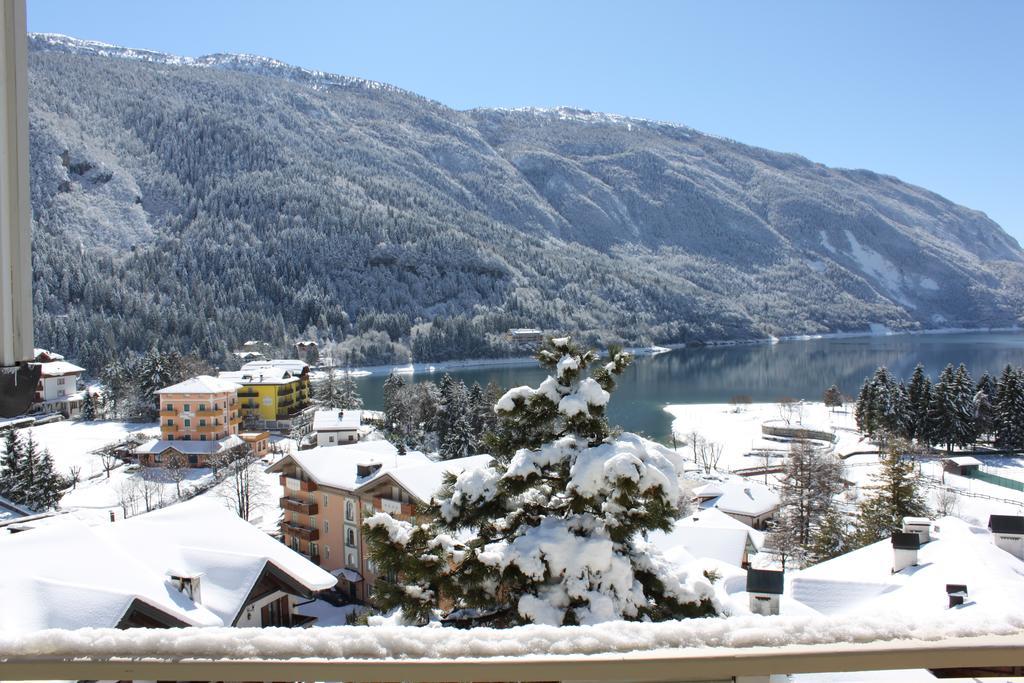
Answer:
[[746, 568, 784, 595], [989, 515, 1024, 535]]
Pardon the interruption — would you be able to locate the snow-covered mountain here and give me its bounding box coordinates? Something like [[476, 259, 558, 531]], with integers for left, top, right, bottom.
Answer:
[[25, 34, 1024, 368]]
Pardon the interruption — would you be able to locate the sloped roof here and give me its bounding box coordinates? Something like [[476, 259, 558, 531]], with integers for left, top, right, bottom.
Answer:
[[220, 367, 299, 386], [693, 477, 780, 517], [35, 360, 85, 376], [790, 517, 1024, 616], [241, 359, 308, 375], [93, 498, 336, 624], [0, 494, 33, 522], [944, 456, 983, 467], [155, 375, 241, 395], [313, 409, 362, 432], [133, 435, 244, 455], [376, 454, 494, 504], [0, 519, 222, 632], [266, 440, 428, 491], [649, 522, 756, 567], [989, 515, 1024, 535]]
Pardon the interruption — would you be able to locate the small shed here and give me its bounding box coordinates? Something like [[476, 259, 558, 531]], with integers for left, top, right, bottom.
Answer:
[[746, 568, 784, 616], [942, 456, 982, 476], [891, 531, 921, 572], [988, 515, 1024, 559]]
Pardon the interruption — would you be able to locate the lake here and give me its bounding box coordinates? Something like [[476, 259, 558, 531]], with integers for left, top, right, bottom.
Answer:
[[349, 331, 1024, 445]]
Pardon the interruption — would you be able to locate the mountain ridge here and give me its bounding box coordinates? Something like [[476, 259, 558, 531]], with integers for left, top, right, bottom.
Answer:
[[24, 33, 1024, 370]]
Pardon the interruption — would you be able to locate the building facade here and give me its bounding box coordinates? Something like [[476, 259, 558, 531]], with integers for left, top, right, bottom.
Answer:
[[29, 358, 85, 417], [221, 360, 312, 434]]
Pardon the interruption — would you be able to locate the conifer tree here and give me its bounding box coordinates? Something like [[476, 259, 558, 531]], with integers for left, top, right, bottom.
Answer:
[[0, 430, 25, 504], [364, 337, 716, 626], [974, 372, 995, 442], [25, 441, 64, 511], [314, 366, 342, 407], [337, 372, 363, 410], [80, 390, 97, 421], [927, 364, 957, 451], [809, 508, 851, 563], [856, 442, 928, 545], [823, 385, 843, 412], [995, 365, 1024, 451], [777, 440, 845, 547], [906, 364, 932, 443]]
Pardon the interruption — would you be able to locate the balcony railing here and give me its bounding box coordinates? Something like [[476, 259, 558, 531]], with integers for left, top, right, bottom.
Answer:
[[0, 633, 1021, 681], [280, 496, 318, 516], [281, 520, 319, 542], [280, 474, 317, 492]]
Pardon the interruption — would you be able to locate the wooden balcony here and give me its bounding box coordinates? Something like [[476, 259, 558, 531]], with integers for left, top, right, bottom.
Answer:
[[280, 496, 318, 516], [281, 521, 319, 542], [279, 474, 317, 492]]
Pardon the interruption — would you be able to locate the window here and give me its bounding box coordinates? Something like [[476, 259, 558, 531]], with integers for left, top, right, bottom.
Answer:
[[328, 435, 335, 443], [199, 403, 206, 412], [345, 500, 354, 522], [346, 528, 356, 547], [347, 552, 355, 568], [324, 520, 329, 533], [184, 418, 191, 427], [310, 541, 319, 558], [310, 516, 317, 530], [184, 404, 190, 412], [325, 545, 330, 560], [183, 435, 191, 441], [323, 494, 328, 507], [168, 435, 174, 441], [348, 434, 354, 442], [199, 419, 206, 427], [166, 419, 173, 426], [200, 435, 207, 441], [57, 377, 65, 385]]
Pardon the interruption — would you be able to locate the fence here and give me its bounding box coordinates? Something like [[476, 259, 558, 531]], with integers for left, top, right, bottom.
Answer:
[[970, 468, 1024, 493]]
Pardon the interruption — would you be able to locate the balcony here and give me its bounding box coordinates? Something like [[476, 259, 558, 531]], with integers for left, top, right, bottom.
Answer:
[[280, 474, 317, 492], [281, 521, 319, 542], [159, 407, 177, 416], [304, 551, 321, 566], [375, 496, 416, 518], [238, 390, 259, 398], [280, 496, 318, 516], [195, 408, 220, 417]]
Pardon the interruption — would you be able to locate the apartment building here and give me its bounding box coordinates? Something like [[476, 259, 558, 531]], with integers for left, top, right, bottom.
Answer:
[[28, 349, 85, 417], [220, 360, 312, 434], [267, 441, 490, 603]]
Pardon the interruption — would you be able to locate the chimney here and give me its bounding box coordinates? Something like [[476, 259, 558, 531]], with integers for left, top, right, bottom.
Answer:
[[891, 532, 921, 572], [902, 517, 931, 544], [946, 584, 967, 608], [746, 568, 784, 616], [357, 462, 383, 478], [171, 572, 203, 604], [988, 515, 1024, 560]]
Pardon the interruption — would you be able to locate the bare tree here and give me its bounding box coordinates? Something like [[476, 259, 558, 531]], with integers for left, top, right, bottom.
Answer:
[[778, 397, 802, 426], [139, 473, 162, 512], [97, 447, 121, 479], [66, 465, 82, 490], [218, 446, 268, 521], [163, 451, 189, 498], [696, 439, 724, 474], [687, 430, 704, 466], [764, 514, 808, 570], [117, 479, 141, 518], [935, 486, 961, 517]]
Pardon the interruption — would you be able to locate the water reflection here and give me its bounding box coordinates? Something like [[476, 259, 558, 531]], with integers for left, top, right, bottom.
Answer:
[[352, 331, 1024, 444]]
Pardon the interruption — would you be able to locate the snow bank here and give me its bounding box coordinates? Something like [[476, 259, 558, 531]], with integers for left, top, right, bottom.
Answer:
[[1, 612, 1020, 660]]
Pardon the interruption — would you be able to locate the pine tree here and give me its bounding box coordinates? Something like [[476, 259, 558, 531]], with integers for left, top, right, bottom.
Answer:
[[906, 364, 932, 443], [80, 390, 97, 421], [928, 364, 957, 451], [439, 412, 476, 460], [337, 372, 363, 410], [364, 337, 716, 626], [856, 443, 928, 545], [995, 365, 1024, 451], [0, 430, 25, 505], [809, 508, 851, 563], [314, 367, 342, 407], [973, 372, 995, 442], [855, 367, 900, 440], [382, 373, 410, 445], [950, 364, 978, 448], [777, 440, 845, 547], [25, 442, 64, 511], [855, 380, 877, 435]]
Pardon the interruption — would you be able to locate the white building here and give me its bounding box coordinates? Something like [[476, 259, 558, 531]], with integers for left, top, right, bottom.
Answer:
[[312, 409, 363, 446], [0, 498, 335, 632], [30, 359, 85, 417], [692, 477, 780, 529], [649, 507, 764, 568]]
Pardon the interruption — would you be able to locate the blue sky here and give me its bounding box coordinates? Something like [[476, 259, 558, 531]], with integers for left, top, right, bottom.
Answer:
[[28, 0, 1024, 244]]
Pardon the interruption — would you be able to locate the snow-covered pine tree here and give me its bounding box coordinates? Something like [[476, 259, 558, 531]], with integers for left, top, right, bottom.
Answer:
[[927, 364, 957, 451], [856, 442, 928, 545], [856, 367, 900, 440], [25, 439, 64, 511], [364, 337, 716, 627], [974, 372, 995, 441], [994, 365, 1024, 451], [906, 364, 932, 443], [0, 429, 25, 504], [854, 380, 877, 435], [950, 364, 978, 448], [439, 412, 476, 460], [337, 372, 363, 410], [314, 367, 342, 407], [809, 507, 851, 563], [80, 390, 97, 421]]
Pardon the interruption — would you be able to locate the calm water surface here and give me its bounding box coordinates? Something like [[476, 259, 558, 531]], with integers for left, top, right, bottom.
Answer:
[[351, 331, 1024, 445]]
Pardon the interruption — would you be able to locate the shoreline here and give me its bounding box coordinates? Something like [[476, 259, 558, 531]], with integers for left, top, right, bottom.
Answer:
[[319, 325, 1021, 378]]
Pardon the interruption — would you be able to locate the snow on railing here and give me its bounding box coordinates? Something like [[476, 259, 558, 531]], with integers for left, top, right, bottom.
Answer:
[[1, 613, 1022, 681]]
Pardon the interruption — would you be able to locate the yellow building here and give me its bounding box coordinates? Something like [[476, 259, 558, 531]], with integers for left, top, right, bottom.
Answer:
[[220, 360, 312, 434]]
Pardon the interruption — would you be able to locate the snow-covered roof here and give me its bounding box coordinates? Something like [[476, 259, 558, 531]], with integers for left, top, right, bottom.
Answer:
[[93, 498, 336, 625], [267, 440, 428, 492], [649, 507, 762, 567], [34, 360, 85, 377], [134, 435, 244, 455], [790, 517, 1024, 616], [241, 359, 309, 375], [155, 375, 241, 395], [693, 477, 780, 517], [943, 456, 983, 467], [312, 409, 362, 432], [33, 347, 64, 360], [219, 367, 298, 386], [382, 454, 494, 504], [0, 518, 222, 632]]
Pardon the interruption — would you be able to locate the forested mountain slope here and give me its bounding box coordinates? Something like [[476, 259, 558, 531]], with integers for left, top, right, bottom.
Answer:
[[27, 34, 1024, 370]]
